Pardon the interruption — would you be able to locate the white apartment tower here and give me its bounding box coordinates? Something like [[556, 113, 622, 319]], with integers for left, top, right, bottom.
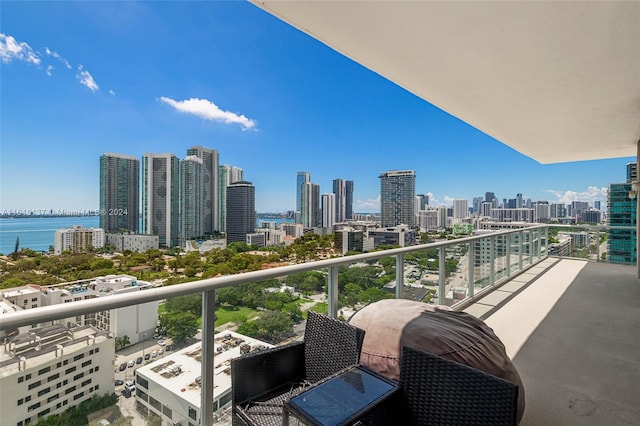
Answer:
[[218, 165, 244, 233], [180, 155, 204, 247], [186, 146, 219, 234], [322, 193, 336, 228], [142, 153, 180, 247], [453, 199, 469, 219], [54, 226, 105, 255]]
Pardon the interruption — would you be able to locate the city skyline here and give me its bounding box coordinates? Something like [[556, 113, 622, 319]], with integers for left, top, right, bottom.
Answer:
[[0, 2, 633, 214]]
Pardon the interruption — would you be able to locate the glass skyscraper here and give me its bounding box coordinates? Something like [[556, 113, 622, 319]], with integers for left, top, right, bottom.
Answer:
[[379, 170, 416, 227], [142, 153, 180, 247], [226, 181, 255, 243], [99, 153, 139, 233]]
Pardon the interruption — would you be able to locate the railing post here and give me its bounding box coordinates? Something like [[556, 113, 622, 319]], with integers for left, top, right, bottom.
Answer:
[[467, 242, 474, 298], [438, 246, 446, 305], [395, 254, 404, 299], [490, 236, 496, 286], [529, 230, 534, 265], [506, 234, 511, 278], [328, 266, 339, 318], [201, 290, 215, 426], [596, 228, 601, 262]]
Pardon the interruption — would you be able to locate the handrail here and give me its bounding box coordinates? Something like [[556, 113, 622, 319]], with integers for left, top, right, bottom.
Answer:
[[0, 224, 549, 331]]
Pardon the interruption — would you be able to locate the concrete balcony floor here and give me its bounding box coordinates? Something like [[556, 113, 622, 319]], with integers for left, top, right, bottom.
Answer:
[[466, 258, 640, 425]]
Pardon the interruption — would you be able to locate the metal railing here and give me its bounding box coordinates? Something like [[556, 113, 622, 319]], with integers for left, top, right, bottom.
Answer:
[[0, 224, 551, 425]]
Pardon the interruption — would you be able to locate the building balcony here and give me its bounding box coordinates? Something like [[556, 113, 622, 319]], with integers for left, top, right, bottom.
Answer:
[[1, 225, 639, 425]]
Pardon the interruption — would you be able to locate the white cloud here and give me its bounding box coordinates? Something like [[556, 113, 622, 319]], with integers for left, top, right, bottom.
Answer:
[[0, 33, 40, 65], [46, 65, 54, 76], [355, 195, 380, 212], [443, 196, 455, 206], [425, 192, 448, 207], [76, 66, 99, 92], [159, 96, 256, 130], [45, 47, 72, 69], [546, 186, 608, 206], [109, 89, 116, 96]]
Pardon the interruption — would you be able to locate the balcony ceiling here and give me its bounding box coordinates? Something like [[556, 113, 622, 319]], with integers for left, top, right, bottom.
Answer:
[[250, 1, 640, 164]]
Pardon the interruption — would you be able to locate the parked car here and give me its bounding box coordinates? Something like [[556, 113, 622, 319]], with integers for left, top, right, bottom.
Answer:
[[144, 353, 150, 360], [153, 334, 162, 339], [124, 380, 136, 392], [114, 379, 124, 386], [121, 388, 131, 398], [151, 351, 157, 358], [118, 363, 127, 372], [158, 348, 164, 355], [136, 357, 143, 364], [127, 360, 135, 368], [158, 340, 166, 346]]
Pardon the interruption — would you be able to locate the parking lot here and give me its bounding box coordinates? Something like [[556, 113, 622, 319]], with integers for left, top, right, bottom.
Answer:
[[113, 336, 172, 425]]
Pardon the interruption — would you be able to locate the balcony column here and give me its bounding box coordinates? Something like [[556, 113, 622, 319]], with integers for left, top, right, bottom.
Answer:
[[519, 230, 524, 271], [490, 236, 496, 286], [328, 266, 339, 318], [395, 254, 404, 299], [506, 234, 511, 278], [201, 289, 215, 426]]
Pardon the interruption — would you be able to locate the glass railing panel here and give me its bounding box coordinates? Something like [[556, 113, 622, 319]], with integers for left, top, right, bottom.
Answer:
[[440, 241, 469, 306], [471, 236, 492, 295], [508, 232, 521, 274], [494, 234, 509, 283], [404, 248, 438, 305]]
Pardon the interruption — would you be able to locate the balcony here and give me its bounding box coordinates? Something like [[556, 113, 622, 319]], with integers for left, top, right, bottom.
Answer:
[[1, 225, 639, 425]]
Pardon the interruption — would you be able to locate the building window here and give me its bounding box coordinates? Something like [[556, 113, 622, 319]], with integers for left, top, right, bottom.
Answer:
[[18, 376, 24, 383], [25, 374, 31, 380], [95, 366, 100, 372], [162, 405, 172, 419], [25, 396, 31, 402], [73, 372, 84, 381], [48, 373, 59, 382], [81, 360, 91, 368], [38, 367, 50, 376], [17, 399, 23, 406], [47, 394, 59, 403], [65, 386, 76, 395], [63, 360, 68, 366], [81, 379, 91, 387], [28, 381, 41, 390], [27, 402, 40, 412], [37, 408, 50, 418], [73, 354, 84, 362], [137, 390, 148, 402], [65, 367, 76, 375], [189, 407, 197, 420], [31, 297, 37, 302], [37, 387, 50, 397], [136, 376, 149, 389], [95, 384, 99, 390], [95, 348, 100, 353], [148, 396, 161, 412], [73, 392, 84, 401], [56, 362, 61, 368]]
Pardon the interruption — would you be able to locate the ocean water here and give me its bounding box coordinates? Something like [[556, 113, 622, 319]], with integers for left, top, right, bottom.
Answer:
[[0, 216, 100, 254], [0, 216, 295, 254]]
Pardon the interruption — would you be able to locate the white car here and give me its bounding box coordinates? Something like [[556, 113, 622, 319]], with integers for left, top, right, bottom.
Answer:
[[158, 340, 166, 346], [124, 381, 136, 392], [151, 350, 157, 358], [158, 348, 164, 355], [127, 360, 135, 368]]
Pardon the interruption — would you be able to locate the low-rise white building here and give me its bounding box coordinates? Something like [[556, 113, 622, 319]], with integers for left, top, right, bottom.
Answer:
[[134, 331, 272, 426], [0, 325, 114, 426], [105, 232, 159, 253], [2, 275, 158, 345]]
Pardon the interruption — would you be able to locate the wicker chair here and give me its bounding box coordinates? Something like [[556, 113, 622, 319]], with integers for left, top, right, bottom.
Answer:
[[232, 311, 365, 426], [399, 346, 519, 425]]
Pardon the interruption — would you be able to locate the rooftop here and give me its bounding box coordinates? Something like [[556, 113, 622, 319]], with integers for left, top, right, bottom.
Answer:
[[136, 330, 272, 407]]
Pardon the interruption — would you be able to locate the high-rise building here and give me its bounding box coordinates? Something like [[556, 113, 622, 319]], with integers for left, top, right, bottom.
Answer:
[[54, 225, 105, 254], [301, 182, 320, 228], [186, 146, 219, 234], [626, 162, 637, 183], [321, 193, 336, 228], [142, 153, 180, 247], [481, 202, 493, 217], [380, 170, 416, 227], [534, 201, 551, 222], [296, 172, 311, 223], [516, 193, 524, 208], [485, 192, 496, 204], [453, 199, 469, 219], [594, 200, 601, 211], [333, 179, 347, 223], [180, 155, 204, 246], [99, 153, 139, 233], [226, 181, 255, 243], [608, 182, 636, 264], [218, 165, 244, 233], [345, 180, 354, 219]]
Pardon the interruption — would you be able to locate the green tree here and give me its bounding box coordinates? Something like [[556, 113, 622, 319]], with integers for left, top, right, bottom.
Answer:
[[115, 335, 130, 350], [165, 294, 202, 317], [163, 311, 199, 344]]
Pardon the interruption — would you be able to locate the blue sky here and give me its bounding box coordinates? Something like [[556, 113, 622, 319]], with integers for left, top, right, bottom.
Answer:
[[0, 2, 633, 213]]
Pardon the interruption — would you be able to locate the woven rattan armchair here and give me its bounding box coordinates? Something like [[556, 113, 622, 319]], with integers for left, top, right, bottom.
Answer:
[[231, 311, 365, 426], [363, 346, 519, 425]]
